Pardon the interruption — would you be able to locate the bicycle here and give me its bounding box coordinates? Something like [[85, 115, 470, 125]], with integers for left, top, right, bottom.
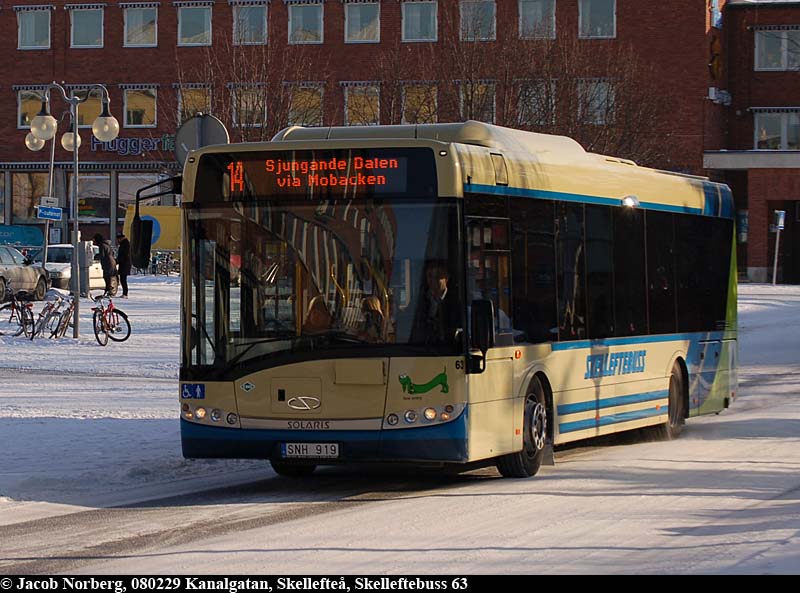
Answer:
[[51, 294, 76, 339], [30, 293, 66, 340], [90, 291, 131, 346], [0, 282, 35, 337]]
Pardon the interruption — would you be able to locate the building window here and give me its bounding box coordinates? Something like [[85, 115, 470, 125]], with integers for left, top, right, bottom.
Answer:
[[71, 88, 103, 128], [402, 83, 437, 124], [178, 6, 212, 46], [70, 8, 104, 48], [124, 88, 158, 127], [12, 173, 48, 224], [344, 84, 380, 126], [755, 30, 800, 71], [517, 80, 556, 127], [402, 1, 437, 42], [179, 87, 211, 122], [460, 1, 495, 41], [754, 111, 800, 150], [288, 86, 323, 126], [0, 175, 5, 225], [18, 90, 45, 129], [125, 7, 158, 47], [579, 0, 615, 39], [118, 174, 161, 223], [288, 3, 323, 44], [68, 173, 111, 223], [233, 4, 267, 45], [232, 86, 266, 127], [520, 0, 555, 39], [460, 82, 495, 123], [17, 9, 51, 50], [345, 2, 380, 43], [578, 79, 614, 125]]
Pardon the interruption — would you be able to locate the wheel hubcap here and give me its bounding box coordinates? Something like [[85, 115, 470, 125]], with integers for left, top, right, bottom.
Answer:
[[526, 399, 547, 453]]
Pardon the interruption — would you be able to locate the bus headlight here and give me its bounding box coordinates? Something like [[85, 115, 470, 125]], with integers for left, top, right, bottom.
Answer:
[[386, 414, 399, 426], [423, 407, 437, 421], [226, 413, 239, 425], [195, 407, 207, 420], [210, 409, 222, 422], [404, 410, 418, 423]]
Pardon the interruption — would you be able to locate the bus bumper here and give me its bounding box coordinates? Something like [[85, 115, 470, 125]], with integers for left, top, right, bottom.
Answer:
[[180, 410, 468, 463]]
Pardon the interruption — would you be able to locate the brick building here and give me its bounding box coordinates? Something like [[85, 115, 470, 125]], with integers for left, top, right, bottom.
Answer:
[[705, 0, 800, 283], [0, 1, 730, 254]]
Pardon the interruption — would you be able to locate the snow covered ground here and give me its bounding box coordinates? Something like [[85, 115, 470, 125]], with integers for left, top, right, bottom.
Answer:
[[0, 278, 799, 574], [0, 275, 269, 523]]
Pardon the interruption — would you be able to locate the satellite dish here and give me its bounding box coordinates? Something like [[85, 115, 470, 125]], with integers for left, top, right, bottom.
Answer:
[[174, 113, 229, 167]]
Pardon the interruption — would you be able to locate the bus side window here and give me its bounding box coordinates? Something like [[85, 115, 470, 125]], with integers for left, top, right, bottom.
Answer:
[[467, 217, 513, 346], [555, 203, 586, 341], [511, 199, 557, 343]]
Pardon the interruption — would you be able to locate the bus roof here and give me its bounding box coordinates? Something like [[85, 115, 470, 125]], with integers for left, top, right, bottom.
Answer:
[[272, 121, 732, 218], [188, 121, 732, 218]]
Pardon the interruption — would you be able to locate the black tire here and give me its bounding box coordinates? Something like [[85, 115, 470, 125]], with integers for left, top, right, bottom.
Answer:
[[46, 312, 62, 338], [93, 310, 108, 346], [109, 276, 119, 297], [107, 309, 131, 342], [657, 362, 686, 440], [20, 306, 34, 338], [496, 376, 548, 478], [55, 308, 72, 338], [0, 303, 22, 336], [270, 460, 317, 477], [0, 278, 6, 303], [34, 277, 47, 301]]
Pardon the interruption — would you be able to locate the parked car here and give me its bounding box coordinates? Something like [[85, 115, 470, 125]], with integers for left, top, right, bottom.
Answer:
[[0, 245, 50, 301], [31, 244, 118, 296]]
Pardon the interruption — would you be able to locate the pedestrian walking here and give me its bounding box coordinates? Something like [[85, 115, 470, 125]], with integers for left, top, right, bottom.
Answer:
[[116, 231, 131, 298]]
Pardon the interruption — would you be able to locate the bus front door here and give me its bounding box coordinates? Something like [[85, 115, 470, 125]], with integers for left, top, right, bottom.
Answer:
[[466, 217, 516, 460]]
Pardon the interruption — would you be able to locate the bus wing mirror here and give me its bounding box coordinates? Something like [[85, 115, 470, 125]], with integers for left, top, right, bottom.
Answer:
[[470, 299, 495, 373], [131, 217, 154, 270]]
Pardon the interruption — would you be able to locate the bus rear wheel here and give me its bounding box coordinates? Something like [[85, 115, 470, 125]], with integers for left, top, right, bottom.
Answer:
[[497, 376, 548, 478], [270, 460, 317, 477], [657, 362, 686, 440]]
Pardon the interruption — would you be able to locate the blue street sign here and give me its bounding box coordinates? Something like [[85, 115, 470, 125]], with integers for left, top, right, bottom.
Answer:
[[37, 206, 62, 221], [775, 210, 786, 231]]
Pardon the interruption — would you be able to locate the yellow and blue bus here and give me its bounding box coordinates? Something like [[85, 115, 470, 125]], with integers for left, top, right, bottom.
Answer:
[[178, 121, 737, 478]]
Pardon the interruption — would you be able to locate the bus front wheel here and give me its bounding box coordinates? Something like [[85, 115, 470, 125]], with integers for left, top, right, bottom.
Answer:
[[496, 376, 548, 478], [270, 460, 317, 477]]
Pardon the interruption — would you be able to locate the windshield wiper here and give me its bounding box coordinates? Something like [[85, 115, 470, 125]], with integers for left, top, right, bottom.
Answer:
[[318, 330, 373, 345]]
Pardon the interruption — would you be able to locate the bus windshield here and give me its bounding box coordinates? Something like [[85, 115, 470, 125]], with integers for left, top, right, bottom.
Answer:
[[185, 198, 465, 374]]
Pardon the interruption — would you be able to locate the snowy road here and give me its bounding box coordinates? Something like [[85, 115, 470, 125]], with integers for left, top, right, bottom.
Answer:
[[1, 279, 799, 574]]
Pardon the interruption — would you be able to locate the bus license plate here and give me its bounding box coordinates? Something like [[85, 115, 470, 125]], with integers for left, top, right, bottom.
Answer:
[[282, 443, 339, 459]]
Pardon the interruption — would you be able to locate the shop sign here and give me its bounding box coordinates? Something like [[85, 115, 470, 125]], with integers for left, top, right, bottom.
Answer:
[[0, 225, 44, 247], [90, 135, 175, 157]]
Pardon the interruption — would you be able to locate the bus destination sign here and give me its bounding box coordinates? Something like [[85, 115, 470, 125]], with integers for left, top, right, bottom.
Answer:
[[197, 148, 437, 200]]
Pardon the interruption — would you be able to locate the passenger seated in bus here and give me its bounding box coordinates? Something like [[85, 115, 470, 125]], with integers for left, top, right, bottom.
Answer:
[[414, 261, 458, 345], [360, 295, 384, 342], [303, 295, 332, 334]]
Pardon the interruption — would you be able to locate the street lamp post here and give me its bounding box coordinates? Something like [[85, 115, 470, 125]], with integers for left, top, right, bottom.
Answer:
[[26, 82, 120, 338]]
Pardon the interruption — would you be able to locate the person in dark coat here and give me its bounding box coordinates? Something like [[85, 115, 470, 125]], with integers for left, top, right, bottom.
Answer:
[[92, 233, 117, 296], [116, 231, 131, 298]]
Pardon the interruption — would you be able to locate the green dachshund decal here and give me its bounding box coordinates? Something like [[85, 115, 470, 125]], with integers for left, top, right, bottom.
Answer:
[[398, 367, 449, 394]]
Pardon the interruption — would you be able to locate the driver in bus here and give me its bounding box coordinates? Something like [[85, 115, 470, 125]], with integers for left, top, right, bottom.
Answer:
[[414, 261, 458, 345]]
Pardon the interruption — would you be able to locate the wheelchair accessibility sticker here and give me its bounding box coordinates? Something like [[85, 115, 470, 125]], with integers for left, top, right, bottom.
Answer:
[[181, 383, 205, 399]]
